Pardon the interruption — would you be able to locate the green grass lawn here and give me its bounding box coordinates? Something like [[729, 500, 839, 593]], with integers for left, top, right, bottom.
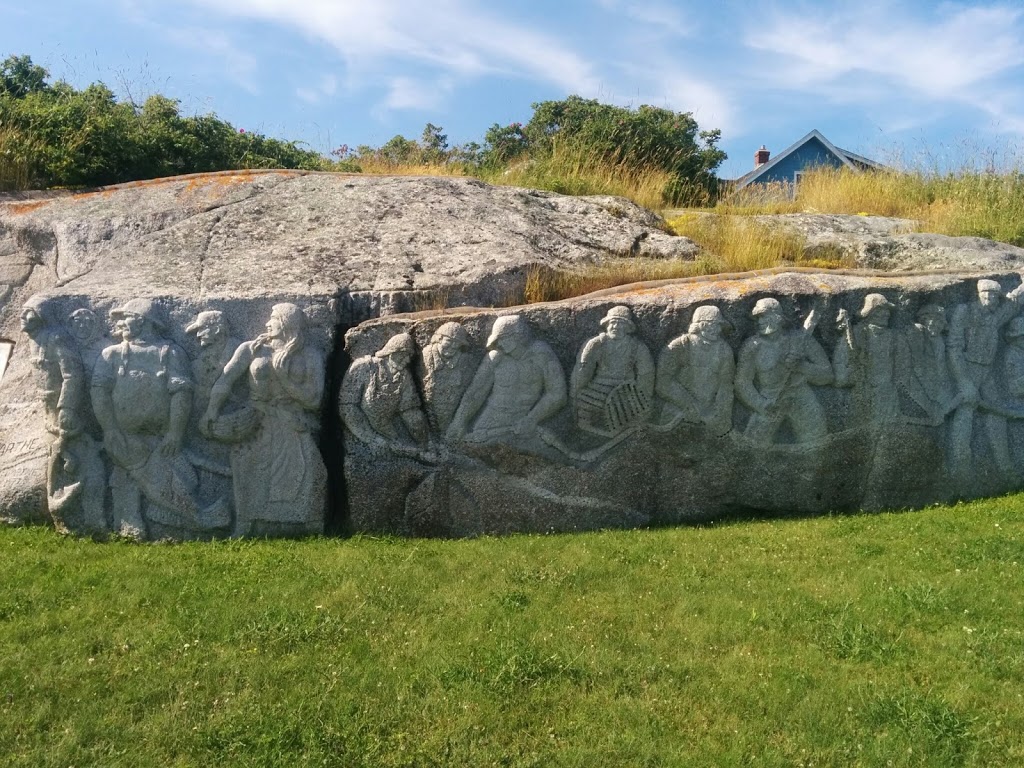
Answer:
[[3, 496, 1024, 767]]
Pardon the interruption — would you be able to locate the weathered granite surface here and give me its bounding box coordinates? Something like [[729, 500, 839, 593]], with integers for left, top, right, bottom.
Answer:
[[7, 171, 1024, 539], [0, 171, 697, 537], [749, 213, 1024, 272], [341, 271, 1024, 536]]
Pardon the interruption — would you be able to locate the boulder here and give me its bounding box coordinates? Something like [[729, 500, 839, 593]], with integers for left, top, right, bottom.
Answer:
[[341, 270, 1024, 536], [749, 213, 1024, 272], [0, 171, 696, 537]]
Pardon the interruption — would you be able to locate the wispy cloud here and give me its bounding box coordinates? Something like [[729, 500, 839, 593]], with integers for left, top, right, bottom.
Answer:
[[157, 26, 260, 94], [744, 3, 1024, 127], [177, 0, 600, 112]]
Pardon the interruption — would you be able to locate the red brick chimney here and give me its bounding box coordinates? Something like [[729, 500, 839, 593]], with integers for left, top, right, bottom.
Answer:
[[755, 145, 770, 168]]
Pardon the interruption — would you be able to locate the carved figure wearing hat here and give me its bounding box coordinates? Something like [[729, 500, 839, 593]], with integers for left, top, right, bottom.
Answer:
[[447, 315, 567, 443], [735, 297, 833, 444], [340, 331, 428, 451], [21, 296, 106, 535], [656, 305, 734, 435], [571, 305, 655, 437], [421, 322, 476, 433], [185, 310, 240, 420], [947, 278, 1024, 476], [91, 298, 198, 538], [833, 293, 898, 424]]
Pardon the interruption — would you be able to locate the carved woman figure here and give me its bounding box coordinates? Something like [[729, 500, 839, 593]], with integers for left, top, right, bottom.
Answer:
[[202, 303, 327, 537]]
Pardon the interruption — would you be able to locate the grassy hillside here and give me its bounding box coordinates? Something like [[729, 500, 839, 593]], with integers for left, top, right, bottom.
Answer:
[[3, 493, 1024, 767]]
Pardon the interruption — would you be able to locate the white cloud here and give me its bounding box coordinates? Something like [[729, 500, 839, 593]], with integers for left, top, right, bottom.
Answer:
[[296, 73, 339, 104], [743, 3, 1024, 128], [591, 0, 695, 37], [161, 26, 260, 94], [378, 76, 455, 112], [176, 0, 601, 109]]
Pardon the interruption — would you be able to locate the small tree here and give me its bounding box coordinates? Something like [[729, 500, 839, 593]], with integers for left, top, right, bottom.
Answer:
[[420, 122, 448, 164]]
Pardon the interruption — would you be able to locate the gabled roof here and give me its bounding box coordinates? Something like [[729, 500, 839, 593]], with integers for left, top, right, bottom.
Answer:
[[733, 129, 885, 189]]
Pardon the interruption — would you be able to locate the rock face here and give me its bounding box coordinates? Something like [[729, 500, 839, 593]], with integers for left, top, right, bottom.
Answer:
[[750, 213, 1024, 272], [342, 271, 1024, 536], [7, 171, 1024, 539], [0, 171, 696, 537]]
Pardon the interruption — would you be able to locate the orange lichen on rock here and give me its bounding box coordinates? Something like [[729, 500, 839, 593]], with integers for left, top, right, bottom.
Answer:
[[3, 199, 53, 215]]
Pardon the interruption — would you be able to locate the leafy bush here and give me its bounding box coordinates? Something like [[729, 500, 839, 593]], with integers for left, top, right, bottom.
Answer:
[[481, 96, 726, 205], [0, 55, 330, 190]]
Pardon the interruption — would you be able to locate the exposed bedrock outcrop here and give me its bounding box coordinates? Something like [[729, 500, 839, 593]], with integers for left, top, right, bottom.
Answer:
[[3, 171, 1024, 538], [0, 171, 695, 535]]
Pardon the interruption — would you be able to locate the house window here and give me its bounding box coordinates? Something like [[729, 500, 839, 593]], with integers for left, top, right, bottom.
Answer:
[[0, 340, 13, 381], [794, 171, 804, 186]]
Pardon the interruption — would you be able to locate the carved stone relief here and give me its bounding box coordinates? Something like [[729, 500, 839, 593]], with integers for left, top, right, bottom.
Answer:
[[91, 298, 199, 539], [571, 306, 654, 437], [833, 293, 898, 425], [421, 322, 476, 434], [947, 279, 1024, 477], [656, 305, 734, 436], [202, 303, 327, 537], [20, 297, 105, 535], [447, 315, 567, 444], [734, 298, 833, 444], [340, 332, 429, 454], [896, 303, 956, 426]]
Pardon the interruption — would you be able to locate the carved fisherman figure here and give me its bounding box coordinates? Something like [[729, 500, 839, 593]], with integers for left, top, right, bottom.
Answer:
[[656, 305, 735, 436], [571, 306, 654, 437], [897, 303, 956, 426], [833, 294, 898, 425], [447, 315, 567, 443], [92, 298, 198, 538], [947, 278, 1024, 476], [21, 297, 105, 534], [340, 332, 429, 451], [421, 322, 475, 433], [184, 310, 239, 526], [735, 298, 833, 444]]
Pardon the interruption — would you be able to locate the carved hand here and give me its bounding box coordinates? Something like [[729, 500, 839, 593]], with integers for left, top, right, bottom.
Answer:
[[159, 432, 183, 457]]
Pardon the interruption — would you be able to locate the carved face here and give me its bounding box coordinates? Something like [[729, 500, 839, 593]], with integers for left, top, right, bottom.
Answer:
[[867, 307, 891, 327], [922, 315, 945, 336], [388, 349, 412, 370], [756, 310, 782, 336], [119, 311, 146, 341], [20, 307, 42, 333], [494, 330, 527, 355], [265, 311, 284, 339], [694, 320, 722, 341], [979, 288, 1001, 309], [69, 310, 99, 343], [605, 318, 632, 339], [195, 322, 224, 348]]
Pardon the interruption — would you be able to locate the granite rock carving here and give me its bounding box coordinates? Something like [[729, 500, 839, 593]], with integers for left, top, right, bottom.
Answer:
[[1, 294, 332, 539], [7, 176, 1024, 539], [572, 306, 654, 438], [340, 272, 1024, 536], [203, 303, 327, 537]]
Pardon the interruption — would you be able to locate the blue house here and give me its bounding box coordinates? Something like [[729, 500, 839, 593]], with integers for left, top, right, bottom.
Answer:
[[732, 129, 884, 192]]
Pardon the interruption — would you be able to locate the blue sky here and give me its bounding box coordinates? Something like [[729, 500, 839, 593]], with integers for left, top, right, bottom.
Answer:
[[3, 0, 1024, 179]]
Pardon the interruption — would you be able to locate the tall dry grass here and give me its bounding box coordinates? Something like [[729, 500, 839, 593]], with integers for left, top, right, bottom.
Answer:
[[476, 137, 676, 211], [719, 166, 1024, 247]]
